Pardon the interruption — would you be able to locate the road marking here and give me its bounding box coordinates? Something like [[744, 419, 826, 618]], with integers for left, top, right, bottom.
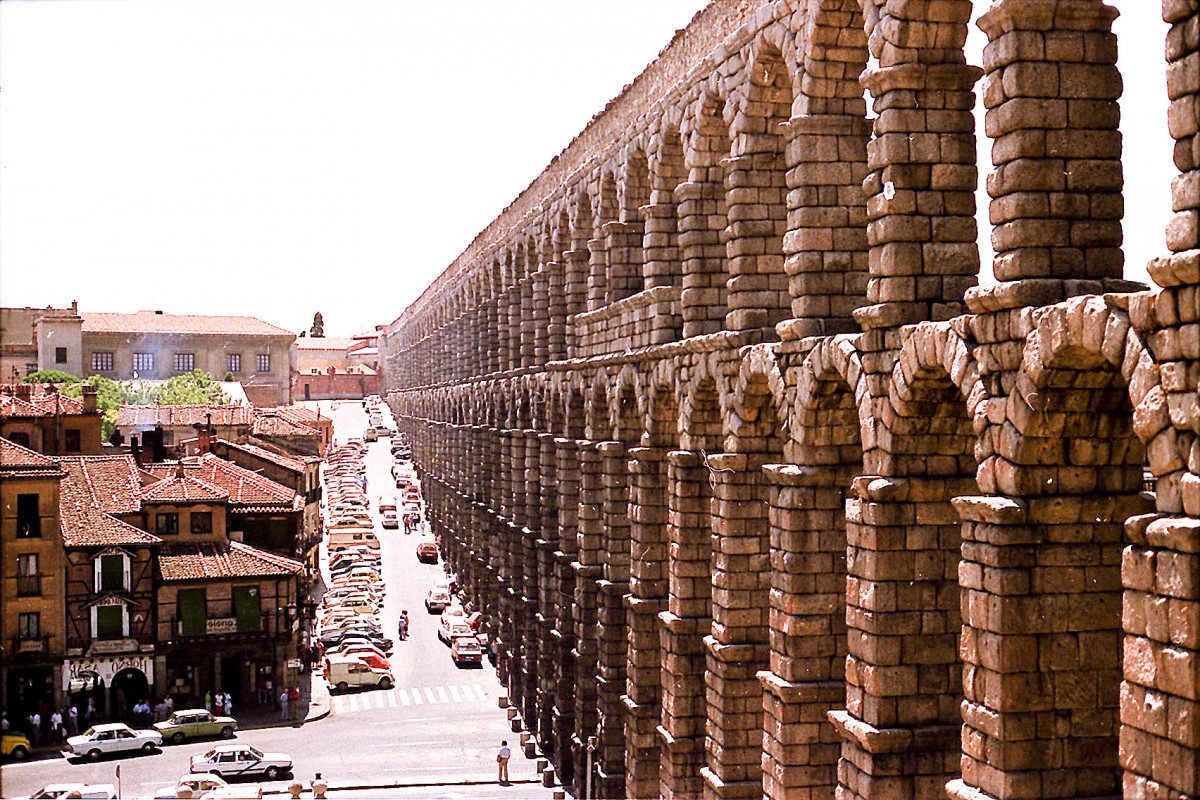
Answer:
[[436, 686, 450, 702], [411, 689, 423, 705], [398, 688, 410, 705], [473, 684, 487, 700], [423, 687, 436, 703], [387, 689, 397, 707], [449, 685, 462, 702]]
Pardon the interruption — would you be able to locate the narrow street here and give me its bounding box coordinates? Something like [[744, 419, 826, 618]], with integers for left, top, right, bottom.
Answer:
[[0, 400, 558, 799]]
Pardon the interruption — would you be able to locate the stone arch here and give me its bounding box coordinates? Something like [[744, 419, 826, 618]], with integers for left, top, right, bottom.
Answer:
[[646, 118, 687, 292], [586, 371, 613, 442], [680, 88, 732, 337], [728, 344, 789, 456], [797, 0, 869, 117]]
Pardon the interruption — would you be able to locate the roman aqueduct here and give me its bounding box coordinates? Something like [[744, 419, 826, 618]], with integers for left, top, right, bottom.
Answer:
[[382, 1, 1199, 797]]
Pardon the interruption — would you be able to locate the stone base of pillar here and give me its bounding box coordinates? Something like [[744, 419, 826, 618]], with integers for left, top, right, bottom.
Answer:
[[829, 711, 959, 800], [624, 696, 661, 800], [759, 671, 842, 800], [701, 767, 764, 800], [659, 724, 706, 800], [595, 763, 625, 800]]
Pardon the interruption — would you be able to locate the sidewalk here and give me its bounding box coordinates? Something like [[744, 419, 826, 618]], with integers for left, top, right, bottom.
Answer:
[[237, 667, 331, 731]]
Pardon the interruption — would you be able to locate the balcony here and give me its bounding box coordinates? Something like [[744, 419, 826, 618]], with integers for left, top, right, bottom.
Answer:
[[9, 635, 50, 658], [16, 574, 42, 597]]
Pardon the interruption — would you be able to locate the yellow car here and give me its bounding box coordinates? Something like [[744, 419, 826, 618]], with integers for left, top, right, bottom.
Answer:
[[2, 731, 32, 760]]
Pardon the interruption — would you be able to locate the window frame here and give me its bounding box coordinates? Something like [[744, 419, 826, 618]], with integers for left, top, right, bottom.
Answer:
[[55, 347, 67, 364], [94, 552, 131, 593], [173, 352, 196, 373], [256, 353, 271, 373], [91, 603, 128, 640], [17, 611, 40, 640], [65, 429, 81, 453], [16, 494, 40, 537], [155, 512, 179, 535], [91, 351, 115, 372], [16, 553, 40, 597], [132, 352, 155, 373], [227, 353, 242, 374], [190, 511, 213, 534]]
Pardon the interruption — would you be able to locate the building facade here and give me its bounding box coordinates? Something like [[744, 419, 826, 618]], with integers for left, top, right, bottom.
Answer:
[[381, 2, 1200, 799], [35, 310, 296, 406], [0, 383, 104, 456]]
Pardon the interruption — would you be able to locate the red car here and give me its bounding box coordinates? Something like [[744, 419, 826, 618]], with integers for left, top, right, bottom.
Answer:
[[416, 541, 439, 563]]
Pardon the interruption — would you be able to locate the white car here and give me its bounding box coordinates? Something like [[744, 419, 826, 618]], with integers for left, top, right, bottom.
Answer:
[[24, 785, 117, 800], [152, 773, 228, 799], [190, 744, 293, 780], [67, 723, 162, 760]]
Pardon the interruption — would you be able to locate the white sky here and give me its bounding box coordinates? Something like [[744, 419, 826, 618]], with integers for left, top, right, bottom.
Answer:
[[0, 1, 1174, 338]]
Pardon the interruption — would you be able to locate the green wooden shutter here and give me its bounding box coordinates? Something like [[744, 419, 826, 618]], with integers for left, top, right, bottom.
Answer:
[[96, 606, 123, 638], [100, 555, 124, 591], [179, 588, 207, 636], [232, 586, 261, 633]]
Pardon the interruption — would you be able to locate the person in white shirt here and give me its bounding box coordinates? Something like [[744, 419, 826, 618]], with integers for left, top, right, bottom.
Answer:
[[496, 740, 511, 784], [49, 710, 63, 743]]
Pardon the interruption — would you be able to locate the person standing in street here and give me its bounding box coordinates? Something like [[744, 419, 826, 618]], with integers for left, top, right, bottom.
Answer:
[[288, 686, 300, 720], [496, 740, 511, 785], [279, 688, 289, 721]]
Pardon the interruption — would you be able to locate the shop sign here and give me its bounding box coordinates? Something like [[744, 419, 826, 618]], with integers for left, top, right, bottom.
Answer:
[[62, 655, 154, 692], [205, 618, 238, 635]]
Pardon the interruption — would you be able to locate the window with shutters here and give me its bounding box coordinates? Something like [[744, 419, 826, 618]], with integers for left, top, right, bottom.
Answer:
[[18, 612, 39, 640], [65, 429, 81, 453], [95, 553, 129, 592], [94, 605, 125, 639], [190, 512, 212, 534], [16, 554, 40, 597], [233, 586, 261, 633], [178, 588, 207, 636]]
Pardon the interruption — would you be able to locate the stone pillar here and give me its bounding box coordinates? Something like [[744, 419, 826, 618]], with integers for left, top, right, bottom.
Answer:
[[546, 263, 564, 363], [643, 198, 682, 291], [701, 454, 771, 800], [524, 275, 541, 368], [1120, 514, 1200, 799], [504, 285, 519, 371], [832, 475, 972, 799], [563, 250, 589, 358], [596, 440, 632, 797], [588, 237, 608, 312], [677, 178, 728, 338], [574, 441, 604, 788], [759, 465, 846, 800], [854, 62, 982, 331], [520, 430, 543, 729], [625, 446, 671, 800], [536, 433, 560, 755], [659, 450, 713, 799], [777, 115, 871, 341], [723, 154, 788, 333], [949, 492, 1153, 800], [554, 437, 582, 789], [978, 0, 1122, 293]]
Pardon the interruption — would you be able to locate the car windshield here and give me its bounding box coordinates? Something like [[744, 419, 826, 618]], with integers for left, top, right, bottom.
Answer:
[[248, 746, 264, 759], [80, 727, 98, 738]]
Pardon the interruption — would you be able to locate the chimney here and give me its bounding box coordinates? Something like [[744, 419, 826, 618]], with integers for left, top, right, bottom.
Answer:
[[130, 436, 142, 466], [81, 384, 98, 413], [15, 384, 31, 400], [175, 462, 186, 479]]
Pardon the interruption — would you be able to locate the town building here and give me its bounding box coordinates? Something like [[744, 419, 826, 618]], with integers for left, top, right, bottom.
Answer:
[[0, 439, 68, 717], [35, 310, 296, 406], [0, 383, 104, 455], [58, 456, 161, 720], [0, 304, 78, 382], [290, 336, 381, 401], [116, 404, 253, 449], [250, 406, 331, 456]]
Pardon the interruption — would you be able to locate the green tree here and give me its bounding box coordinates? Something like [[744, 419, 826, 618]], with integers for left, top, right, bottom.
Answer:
[[61, 375, 131, 440], [157, 370, 229, 406], [310, 311, 325, 338], [23, 369, 80, 384]]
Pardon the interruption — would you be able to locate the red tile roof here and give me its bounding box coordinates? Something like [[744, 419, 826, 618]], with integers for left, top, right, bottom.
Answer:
[[157, 540, 302, 581], [116, 404, 253, 429], [0, 385, 89, 418], [217, 439, 316, 474], [58, 456, 161, 548], [141, 473, 230, 503], [0, 437, 65, 475], [81, 311, 294, 337], [145, 454, 302, 511], [252, 408, 320, 438]]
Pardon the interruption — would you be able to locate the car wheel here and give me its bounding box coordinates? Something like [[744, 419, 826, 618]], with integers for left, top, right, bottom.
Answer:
[[221, 726, 235, 739], [172, 732, 185, 744], [378, 676, 391, 690], [10, 745, 28, 760], [336, 681, 349, 693], [142, 742, 157, 753], [264, 766, 281, 780], [87, 749, 102, 761]]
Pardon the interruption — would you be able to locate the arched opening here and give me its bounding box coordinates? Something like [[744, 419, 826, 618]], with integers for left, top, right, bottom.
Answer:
[[608, 153, 650, 303], [648, 126, 687, 296], [681, 95, 731, 338], [110, 667, 149, 723]]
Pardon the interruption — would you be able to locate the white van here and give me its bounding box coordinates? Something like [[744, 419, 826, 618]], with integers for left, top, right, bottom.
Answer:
[[325, 654, 393, 692], [327, 528, 379, 552], [377, 496, 398, 513]]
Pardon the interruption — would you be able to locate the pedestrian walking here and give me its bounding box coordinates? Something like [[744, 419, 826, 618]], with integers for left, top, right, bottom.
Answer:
[[204, 691, 213, 713], [1, 711, 9, 732], [496, 740, 511, 784], [28, 712, 41, 747], [397, 611, 408, 640], [279, 689, 289, 721], [49, 709, 63, 743], [84, 698, 97, 725], [288, 686, 300, 720], [66, 704, 78, 736]]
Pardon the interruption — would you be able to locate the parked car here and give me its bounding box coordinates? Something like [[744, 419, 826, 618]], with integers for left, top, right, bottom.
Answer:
[[364, 427, 379, 442], [425, 587, 451, 613], [23, 784, 117, 800], [451, 636, 484, 667], [325, 654, 393, 692], [416, 540, 439, 563], [381, 510, 399, 529], [152, 773, 228, 799], [438, 617, 474, 644], [189, 744, 293, 780], [1, 731, 31, 760], [155, 708, 237, 744], [67, 723, 162, 760]]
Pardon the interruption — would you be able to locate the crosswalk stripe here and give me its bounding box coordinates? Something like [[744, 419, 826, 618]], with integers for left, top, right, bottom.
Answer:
[[436, 686, 450, 703], [423, 688, 436, 703], [473, 684, 486, 701], [448, 685, 462, 702], [398, 688, 410, 706], [411, 689, 423, 705], [388, 690, 397, 707], [373, 691, 386, 709]]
